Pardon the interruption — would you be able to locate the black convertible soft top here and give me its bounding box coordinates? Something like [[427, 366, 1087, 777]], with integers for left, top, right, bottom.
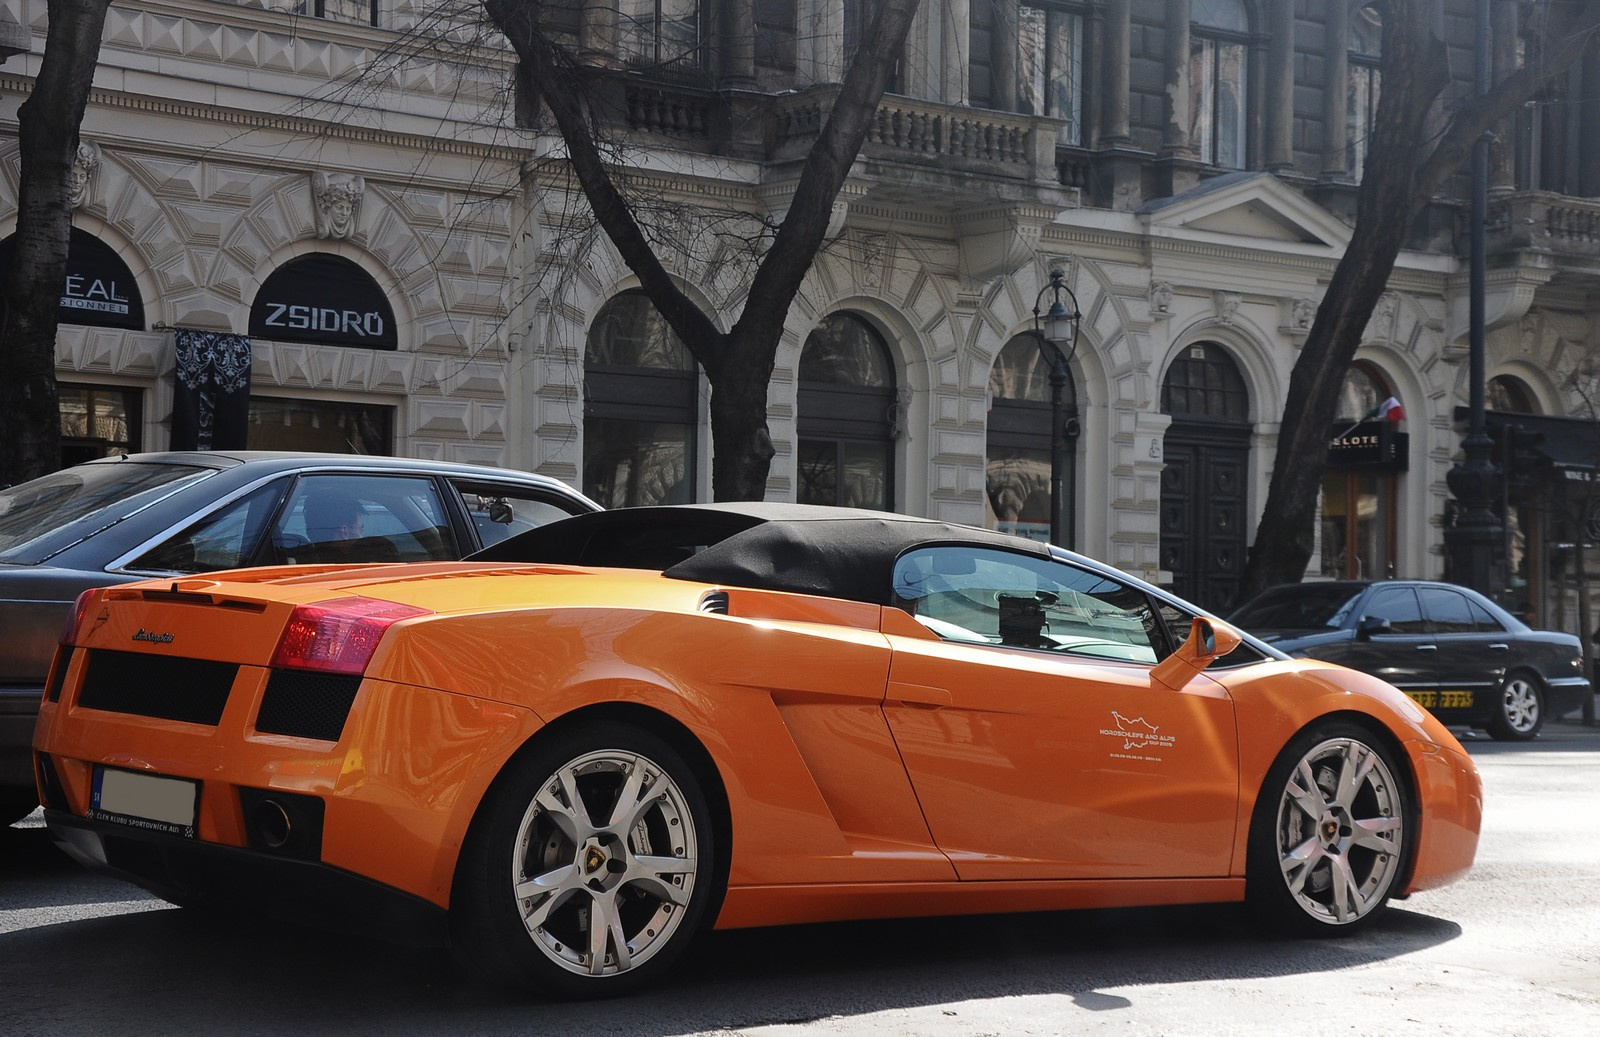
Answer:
[[470, 503, 1050, 606]]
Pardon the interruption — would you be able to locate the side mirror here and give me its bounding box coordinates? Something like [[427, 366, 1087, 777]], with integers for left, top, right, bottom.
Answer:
[[1151, 616, 1245, 692], [1356, 615, 1393, 640]]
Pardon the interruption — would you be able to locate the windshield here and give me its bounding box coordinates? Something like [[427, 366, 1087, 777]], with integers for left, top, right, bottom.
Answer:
[[0, 462, 212, 564], [1228, 584, 1366, 630]]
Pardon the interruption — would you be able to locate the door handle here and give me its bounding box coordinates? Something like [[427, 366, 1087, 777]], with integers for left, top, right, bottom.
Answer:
[[1487, 643, 1510, 652], [888, 681, 952, 708], [1415, 644, 1438, 652]]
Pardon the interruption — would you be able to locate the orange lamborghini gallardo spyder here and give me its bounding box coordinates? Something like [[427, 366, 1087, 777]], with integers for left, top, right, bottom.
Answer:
[[32, 504, 1481, 997]]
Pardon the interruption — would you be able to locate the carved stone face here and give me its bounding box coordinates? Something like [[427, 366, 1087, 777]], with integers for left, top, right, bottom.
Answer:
[[312, 172, 364, 239], [69, 142, 100, 208], [322, 187, 355, 235]]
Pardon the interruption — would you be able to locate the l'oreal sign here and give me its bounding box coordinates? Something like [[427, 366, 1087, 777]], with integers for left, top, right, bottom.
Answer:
[[0, 228, 145, 330]]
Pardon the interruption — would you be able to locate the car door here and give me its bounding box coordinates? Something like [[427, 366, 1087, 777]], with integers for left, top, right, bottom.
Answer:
[[881, 546, 1239, 881], [1340, 584, 1440, 702], [1417, 586, 1506, 717]]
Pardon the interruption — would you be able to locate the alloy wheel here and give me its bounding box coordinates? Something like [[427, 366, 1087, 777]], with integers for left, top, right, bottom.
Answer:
[[1269, 735, 1405, 927]]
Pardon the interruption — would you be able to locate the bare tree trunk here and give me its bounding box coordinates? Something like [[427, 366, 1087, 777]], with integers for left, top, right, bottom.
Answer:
[[0, 0, 113, 488], [484, 0, 922, 501], [1238, 1, 1600, 602]]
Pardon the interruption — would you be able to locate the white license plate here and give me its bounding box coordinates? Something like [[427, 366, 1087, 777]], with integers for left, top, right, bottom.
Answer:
[[91, 767, 198, 838]]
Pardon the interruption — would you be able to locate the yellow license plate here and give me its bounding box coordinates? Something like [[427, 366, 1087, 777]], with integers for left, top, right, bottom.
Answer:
[[1405, 690, 1474, 709]]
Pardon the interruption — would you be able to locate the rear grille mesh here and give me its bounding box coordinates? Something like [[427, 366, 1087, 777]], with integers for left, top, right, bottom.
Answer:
[[255, 670, 363, 742], [77, 650, 237, 726]]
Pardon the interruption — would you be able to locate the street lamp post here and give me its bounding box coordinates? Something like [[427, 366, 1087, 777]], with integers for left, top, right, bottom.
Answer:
[[1444, 0, 1504, 598], [1032, 268, 1082, 547]]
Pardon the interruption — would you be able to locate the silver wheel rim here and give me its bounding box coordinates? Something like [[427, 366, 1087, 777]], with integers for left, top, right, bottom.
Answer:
[[1273, 737, 1404, 926], [1502, 678, 1540, 734], [511, 748, 699, 977]]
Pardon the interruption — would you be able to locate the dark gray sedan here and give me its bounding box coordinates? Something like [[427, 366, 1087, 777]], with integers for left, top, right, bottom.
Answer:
[[0, 451, 598, 824], [1229, 579, 1590, 741]]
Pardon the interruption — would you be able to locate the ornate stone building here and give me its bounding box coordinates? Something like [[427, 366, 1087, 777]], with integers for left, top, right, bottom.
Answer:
[[2, 1, 1598, 623]]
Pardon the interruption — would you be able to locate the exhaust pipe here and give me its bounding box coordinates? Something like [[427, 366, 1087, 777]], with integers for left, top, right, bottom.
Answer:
[[251, 798, 293, 850]]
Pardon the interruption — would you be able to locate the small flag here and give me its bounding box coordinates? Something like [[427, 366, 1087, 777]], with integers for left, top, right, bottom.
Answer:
[[1368, 396, 1404, 423]]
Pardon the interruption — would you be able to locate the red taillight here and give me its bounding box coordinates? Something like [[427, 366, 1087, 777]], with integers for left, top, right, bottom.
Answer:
[[60, 588, 100, 646], [269, 596, 431, 675]]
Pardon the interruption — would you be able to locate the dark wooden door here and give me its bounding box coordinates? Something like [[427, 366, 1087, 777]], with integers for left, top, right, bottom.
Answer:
[[1160, 428, 1249, 612]]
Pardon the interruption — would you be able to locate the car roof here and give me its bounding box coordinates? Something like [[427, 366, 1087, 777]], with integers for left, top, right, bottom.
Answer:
[[76, 450, 589, 491], [474, 503, 1054, 605]]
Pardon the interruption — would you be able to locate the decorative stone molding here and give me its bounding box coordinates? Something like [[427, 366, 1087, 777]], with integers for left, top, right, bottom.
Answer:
[[1368, 291, 1399, 341], [1214, 290, 1241, 325], [1281, 295, 1317, 340], [1148, 280, 1173, 319], [312, 172, 364, 240], [69, 141, 100, 210]]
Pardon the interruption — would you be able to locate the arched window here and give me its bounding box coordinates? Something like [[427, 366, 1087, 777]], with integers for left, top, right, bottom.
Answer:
[[1189, 0, 1251, 169], [1488, 375, 1536, 413], [1347, 5, 1383, 177], [1160, 340, 1250, 421], [986, 335, 1077, 542], [797, 313, 896, 510], [1322, 362, 1402, 580], [1333, 360, 1389, 423], [583, 291, 699, 507]]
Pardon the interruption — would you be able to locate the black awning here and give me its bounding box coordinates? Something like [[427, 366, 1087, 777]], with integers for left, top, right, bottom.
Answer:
[[1459, 408, 1600, 475]]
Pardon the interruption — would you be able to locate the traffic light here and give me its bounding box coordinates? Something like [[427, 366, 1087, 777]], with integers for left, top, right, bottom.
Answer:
[[1503, 425, 1544, 482]]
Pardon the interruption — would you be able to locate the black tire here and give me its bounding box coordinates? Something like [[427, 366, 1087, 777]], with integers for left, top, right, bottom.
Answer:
[[1488, 671, 1544, 741], [450, 721, 718, 998], [1246, 721, 1413, 936]]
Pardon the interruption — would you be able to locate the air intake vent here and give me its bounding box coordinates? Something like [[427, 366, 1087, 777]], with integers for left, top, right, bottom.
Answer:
[[256, 669, 363, 741], [46, 646, 75, 703], [698, 591, 729, 615], [77, 650, 237, 725]]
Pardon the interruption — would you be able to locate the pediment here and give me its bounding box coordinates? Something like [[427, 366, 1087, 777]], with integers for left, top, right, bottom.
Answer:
[[1138, 172, 1350, 252]]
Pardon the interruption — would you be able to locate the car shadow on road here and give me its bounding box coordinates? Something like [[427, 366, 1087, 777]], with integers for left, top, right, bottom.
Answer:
[[2, 821, 1463, 1037]]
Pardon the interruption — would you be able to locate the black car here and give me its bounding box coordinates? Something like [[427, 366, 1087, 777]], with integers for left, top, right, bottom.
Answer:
[[0, 451, 599, 825], [1228, 579, 1590, 741]]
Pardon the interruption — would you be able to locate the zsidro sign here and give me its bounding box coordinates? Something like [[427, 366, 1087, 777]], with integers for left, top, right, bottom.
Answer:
[[0, 228, 145, 330], [248, 253, 398, 349]]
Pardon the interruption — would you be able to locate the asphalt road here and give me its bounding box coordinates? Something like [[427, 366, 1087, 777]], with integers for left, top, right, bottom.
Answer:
[[2, 721, 1596, 1037]]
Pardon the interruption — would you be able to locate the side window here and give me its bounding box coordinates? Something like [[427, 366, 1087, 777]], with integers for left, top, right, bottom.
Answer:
[[1365, 586, 1427, 633], [272, 475, 460, 564], [450, 480, 588, 550], [1467, 598, 1505, 633], [1419, 587, 1477, 634], [126, 480, 289, 574], [892, 546, 1161, 663]]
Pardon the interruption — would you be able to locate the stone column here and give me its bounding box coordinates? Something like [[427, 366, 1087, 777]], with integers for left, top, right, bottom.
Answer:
[[944, 0, 971, 104], [1100, 0, 1131, 144], [721, 0, 756, 87], [580, 0, 618, 66], [1582, 50, 1600, 197], [1161, 0, 1192, 157], [1264, 0, 1294, 170], [993, 0, 1019, 111], [1320, 0, 1349, 178], [1489, 0, 1518, 192]]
